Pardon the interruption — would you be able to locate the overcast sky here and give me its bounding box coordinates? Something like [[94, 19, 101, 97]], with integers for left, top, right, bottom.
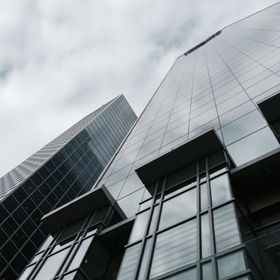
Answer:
[[0, 0, 277, 177]]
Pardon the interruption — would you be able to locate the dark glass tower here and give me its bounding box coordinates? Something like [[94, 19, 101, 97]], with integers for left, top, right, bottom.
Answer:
[[18, 3, 280, 280], [0, 95, 137, 280]]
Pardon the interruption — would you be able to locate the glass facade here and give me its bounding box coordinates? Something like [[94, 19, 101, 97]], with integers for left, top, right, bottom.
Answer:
[[0, 95, 136, 279], [96, 4, 280, 220], [14, 2, 280, 280]]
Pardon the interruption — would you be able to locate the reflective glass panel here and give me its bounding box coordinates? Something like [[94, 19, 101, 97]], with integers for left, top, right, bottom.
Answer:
[[200, 183, 208, 212], [117, 243, 141, 280], [165, 267, 196, 280], [214, 204, 240, 252], [227, 127, 279, 166], [201, 214, 211, 258], [202, 262, 213, 280], [159, 188, 196, 230], [35, 248, 70, 280], [217, 251, 246, 279], [138, 238, 152, 280], [18, 264, 35, 280], [150, 219, 196, 278], [210, 174, 231, 207], [68, 237, 93, 271], [129, 210, 149, 243]]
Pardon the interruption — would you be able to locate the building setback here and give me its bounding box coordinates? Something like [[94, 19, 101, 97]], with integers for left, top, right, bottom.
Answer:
[[0, 95, 137, 280], [18, 3, 280, 280]]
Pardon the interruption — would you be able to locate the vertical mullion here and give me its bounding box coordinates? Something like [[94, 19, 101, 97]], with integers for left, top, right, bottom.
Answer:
[[206, 156, 218, 280], [196, 159, 202, 280], [143, 178, 166, 280]]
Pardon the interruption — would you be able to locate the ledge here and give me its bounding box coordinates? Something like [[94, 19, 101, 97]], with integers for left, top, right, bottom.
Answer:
[[258, 91, 280, 123], [231, 147, 280, 187], [42, 185, 126, 234], [135, 129, 226, 185]]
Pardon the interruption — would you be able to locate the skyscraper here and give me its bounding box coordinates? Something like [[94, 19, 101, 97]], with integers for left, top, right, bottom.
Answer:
[[0, 95, 137, 280], [18, 2, 280, 280]]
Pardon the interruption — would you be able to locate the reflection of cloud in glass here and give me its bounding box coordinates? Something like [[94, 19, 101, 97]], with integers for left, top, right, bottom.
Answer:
[[227, 126, 279, 165]]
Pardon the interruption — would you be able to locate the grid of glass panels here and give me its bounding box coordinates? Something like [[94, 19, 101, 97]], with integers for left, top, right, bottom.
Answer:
[[94, 3, 280, 220], [0, 95, 137, 280], [18, 208, 102, 280], [117, 153, 249, 280]]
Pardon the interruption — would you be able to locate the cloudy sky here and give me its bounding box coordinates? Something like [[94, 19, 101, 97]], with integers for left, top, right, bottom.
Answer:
[[0, 0, 277, 177]]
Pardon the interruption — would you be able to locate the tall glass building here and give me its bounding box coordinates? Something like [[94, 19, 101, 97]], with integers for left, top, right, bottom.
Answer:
[[18, 2, 280, 280], [0, 95, 137, 280]]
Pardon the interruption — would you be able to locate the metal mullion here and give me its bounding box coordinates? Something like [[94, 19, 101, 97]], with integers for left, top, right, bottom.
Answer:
[[142, 178, 166, 280], [134, 181, 160, 280], [55, 215, 92, 280], [205, 156, 218, 280], [196, 159, 202, 280]]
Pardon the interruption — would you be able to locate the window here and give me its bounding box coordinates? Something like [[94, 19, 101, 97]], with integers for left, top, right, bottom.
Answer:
[[129, 210, 149, 243], [164, 267, 196, 279], [117, 243, 141, 280], [210, 174, 231, 206], [150, 219, 196, 278], [159, 188, 196, 230], [213, 204, 240, 252], [200, 183, 208, 211], [202, 262, 213, 280], [34, 248, 70, 280], [18, 264, 35, 280], [201, 214, 211, 258], [217, 251, 246, 279], [67, 237, 94, 271]]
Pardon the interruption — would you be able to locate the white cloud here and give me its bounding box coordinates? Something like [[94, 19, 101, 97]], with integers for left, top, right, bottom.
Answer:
[[0, 0, 277, 176]]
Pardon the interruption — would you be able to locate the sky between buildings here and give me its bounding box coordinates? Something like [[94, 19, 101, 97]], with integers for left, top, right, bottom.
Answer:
[[0, 0, 278, 177]]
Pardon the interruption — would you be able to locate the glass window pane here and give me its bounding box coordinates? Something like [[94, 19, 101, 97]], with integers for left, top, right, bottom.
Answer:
[[210, 174, 231, 207], [200, 183, 208, 212], [202, 262, 213, 280], [150, 219, 196, 278], [18, 264, 35, 280], [201, 214, 211, 258], [117, 243, 141, 280], [213, 204, 240, 252], [35, 248, 70, 280], [165, 267, 196, 280], [138, 238, 152, 280], [38, 235, 54, 252], [222, 110, 267, 145], [217, 251, 246, 279], [68, 237, 93, 271], [129, 210, 149, 243], [149, 205, 159, 234], [159, 188, 196, 230], [227, 127, 279, 166]]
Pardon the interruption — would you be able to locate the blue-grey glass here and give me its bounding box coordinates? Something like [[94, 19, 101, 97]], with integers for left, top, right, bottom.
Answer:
[[116, 243, 141, 280], [201, 214, 211, 258], [129, 210, 149, 243], [148, 205, 159, 234], [150, 219, 196, 278], [164, 267, 196, 280], [213, 204, 240, 252], [222, 110, 267, 145], [34, 248, 70, 280], [200, 183, 208, 212], [67, 237, 93, 271], [202, 262, 213, 280], [227, 127, 279, 165], [18, 264, 35, 280], [217, 251, 246, 279], [137, 238, 152, 280], [0, 95, 136, 278], [210, 174, 231, 206], [159, 188, 196, 230]]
